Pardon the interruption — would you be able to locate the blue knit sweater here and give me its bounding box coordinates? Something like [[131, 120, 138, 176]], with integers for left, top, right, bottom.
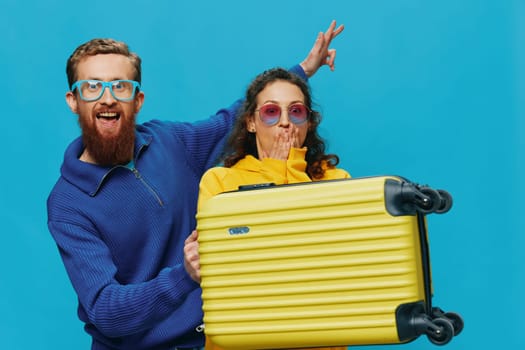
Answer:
[[47, 65, 307, 350]]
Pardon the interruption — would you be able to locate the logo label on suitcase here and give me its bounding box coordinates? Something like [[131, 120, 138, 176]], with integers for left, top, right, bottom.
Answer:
[[228, 226, 250, 235]]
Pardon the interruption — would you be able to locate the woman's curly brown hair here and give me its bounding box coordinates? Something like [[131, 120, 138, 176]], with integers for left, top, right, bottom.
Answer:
[[221, 68, 340, 179]]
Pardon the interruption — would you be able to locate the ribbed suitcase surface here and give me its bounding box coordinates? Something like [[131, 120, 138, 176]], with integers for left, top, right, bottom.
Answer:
[[197, 176, 426, 348]]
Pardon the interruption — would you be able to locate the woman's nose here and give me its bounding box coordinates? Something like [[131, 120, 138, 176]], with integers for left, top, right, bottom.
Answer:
[[278, 111, 291, 126]]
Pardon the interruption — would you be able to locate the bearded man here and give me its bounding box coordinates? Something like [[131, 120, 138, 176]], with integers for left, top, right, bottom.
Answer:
[[47, 21, 343, 350]]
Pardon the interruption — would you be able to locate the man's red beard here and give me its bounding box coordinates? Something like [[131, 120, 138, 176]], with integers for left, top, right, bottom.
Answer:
[[79, 114, 136, 166]]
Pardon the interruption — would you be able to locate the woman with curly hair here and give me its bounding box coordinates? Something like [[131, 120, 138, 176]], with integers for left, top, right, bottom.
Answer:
[[198, 67, 350, 209], [196, 67, 350, 350]]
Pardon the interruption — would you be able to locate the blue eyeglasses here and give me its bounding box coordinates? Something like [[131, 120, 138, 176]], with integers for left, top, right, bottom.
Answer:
[[70, 80, 141, 102]]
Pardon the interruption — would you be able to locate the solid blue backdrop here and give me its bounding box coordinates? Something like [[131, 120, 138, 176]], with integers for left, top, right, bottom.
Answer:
[[0, 0, 522, 349]]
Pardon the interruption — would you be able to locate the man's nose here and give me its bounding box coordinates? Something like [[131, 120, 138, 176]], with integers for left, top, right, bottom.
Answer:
[[99, 86, 116, 104]]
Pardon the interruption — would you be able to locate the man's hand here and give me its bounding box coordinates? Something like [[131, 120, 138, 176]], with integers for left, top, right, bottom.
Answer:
[[300, 20, 345, 77], [184, 230, 201, 283]]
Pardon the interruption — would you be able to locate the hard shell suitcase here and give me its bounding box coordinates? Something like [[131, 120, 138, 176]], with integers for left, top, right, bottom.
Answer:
[[196, 176, 463, 349]]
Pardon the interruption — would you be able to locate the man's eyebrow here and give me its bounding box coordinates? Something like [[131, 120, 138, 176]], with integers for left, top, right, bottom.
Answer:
[[83, 77, 126, 81]]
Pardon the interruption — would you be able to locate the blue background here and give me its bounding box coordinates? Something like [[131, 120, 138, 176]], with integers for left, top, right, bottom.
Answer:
[[1, 0, 523, 349]]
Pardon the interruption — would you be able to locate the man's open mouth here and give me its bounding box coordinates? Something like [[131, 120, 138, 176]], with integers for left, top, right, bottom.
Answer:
[[97, 112, 121, 121]]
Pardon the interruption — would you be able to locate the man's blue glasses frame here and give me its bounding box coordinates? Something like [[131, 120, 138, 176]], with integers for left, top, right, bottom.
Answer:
[[70, 79, 141, 102]]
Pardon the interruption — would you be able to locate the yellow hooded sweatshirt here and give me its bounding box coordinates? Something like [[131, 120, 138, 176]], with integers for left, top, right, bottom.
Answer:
[[198, 147, 350, 211]]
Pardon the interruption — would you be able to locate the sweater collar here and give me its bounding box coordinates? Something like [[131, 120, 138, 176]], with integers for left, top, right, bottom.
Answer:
[[60, 130, 152, 196]]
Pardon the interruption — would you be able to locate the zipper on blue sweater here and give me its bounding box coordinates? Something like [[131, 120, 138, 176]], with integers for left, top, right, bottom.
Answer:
[[130, 167, 164, 206]]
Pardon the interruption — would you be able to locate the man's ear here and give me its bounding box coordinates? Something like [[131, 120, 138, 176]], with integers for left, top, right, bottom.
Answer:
[[65, 91, 78, 114], [134, 91, 145, 114]]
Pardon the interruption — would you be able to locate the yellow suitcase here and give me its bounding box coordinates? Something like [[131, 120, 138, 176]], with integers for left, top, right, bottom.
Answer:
[[196, 176, 463, 349]]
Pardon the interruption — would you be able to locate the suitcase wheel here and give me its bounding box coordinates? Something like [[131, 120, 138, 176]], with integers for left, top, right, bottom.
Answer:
[[435, 189, 453, 214], [388, 180, 453, 215], [432, 307, 464, 336], [426, 317, 455, 345], [444, 312, 464, 336], [415, 187, 443, 213]]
